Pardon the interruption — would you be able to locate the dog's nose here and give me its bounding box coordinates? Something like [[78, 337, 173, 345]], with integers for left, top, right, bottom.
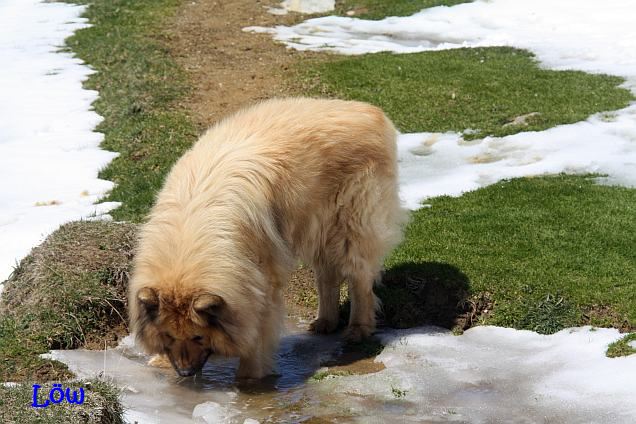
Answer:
[[177, 367, 196, 377]]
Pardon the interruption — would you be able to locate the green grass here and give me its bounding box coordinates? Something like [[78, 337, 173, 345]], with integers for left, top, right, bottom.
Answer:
[[385, 175, 636, 333], [335, 0, 470, 19], [0, 222, 134, 382], [606, 333, 636, 358], [65, 0, 198, 222], [0, 221, 133, 422], [390, 385, 408, 399], [302, 47, 633, 138]]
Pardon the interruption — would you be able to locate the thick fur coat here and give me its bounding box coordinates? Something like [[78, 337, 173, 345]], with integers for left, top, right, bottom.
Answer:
[[128, 98, 405, 378]]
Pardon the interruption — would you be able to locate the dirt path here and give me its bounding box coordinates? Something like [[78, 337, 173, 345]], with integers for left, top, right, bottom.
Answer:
[[165, 0, 324, 318], [166, 0, 314, 130]]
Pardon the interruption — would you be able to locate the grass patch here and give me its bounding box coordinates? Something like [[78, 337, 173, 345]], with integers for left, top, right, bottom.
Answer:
[[0, 221, 135, 382], [65, 0, 198, 222], [0, 380, 123, 424], [335, 0, 470, 20], [606, 333, 636, 358], [390, 385, 408, 399], [301, 47, 633, 138], [385, 175, 636, 333]]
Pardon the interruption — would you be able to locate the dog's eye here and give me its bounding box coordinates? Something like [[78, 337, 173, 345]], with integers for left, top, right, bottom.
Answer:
[[192, 335, 204, 343]]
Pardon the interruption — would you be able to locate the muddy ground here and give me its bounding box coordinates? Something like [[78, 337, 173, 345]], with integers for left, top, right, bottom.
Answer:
[[165, 0, 315, 130]]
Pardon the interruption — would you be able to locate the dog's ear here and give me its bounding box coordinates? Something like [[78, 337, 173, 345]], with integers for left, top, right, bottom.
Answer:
[[137, 287, 159, 320], [192, 293, 225, 326]]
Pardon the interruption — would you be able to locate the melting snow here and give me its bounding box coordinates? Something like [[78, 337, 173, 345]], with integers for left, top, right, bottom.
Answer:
[[397, 109, 636, 209], [248, 0, 636, 209], [0, 0, 119, 290], [46, 326, 636, 423], [267, 0, 335, 16], [312, 326, 636, 422]]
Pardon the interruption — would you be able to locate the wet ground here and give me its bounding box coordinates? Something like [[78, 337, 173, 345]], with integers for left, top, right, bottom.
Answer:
[[47, 323, 636, 423], [46, 319, 382, 423]]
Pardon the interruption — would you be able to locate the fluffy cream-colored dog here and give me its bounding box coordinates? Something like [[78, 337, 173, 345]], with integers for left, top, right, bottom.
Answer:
[[128, 98, 405, 379]]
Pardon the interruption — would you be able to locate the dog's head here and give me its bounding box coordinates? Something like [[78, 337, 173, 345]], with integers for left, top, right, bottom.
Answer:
[[132, 286, 237, 377]]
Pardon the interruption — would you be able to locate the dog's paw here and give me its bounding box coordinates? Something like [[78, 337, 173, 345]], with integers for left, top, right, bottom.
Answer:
[[309, 318, 338, 334], [147, 354, 172, 368], [344, 324, 374, 343]]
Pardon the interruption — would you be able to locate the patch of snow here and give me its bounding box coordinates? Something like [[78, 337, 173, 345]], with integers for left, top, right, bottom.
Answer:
[[314, 326, 636, 422], [267, 0, 334, 16], [397, 107, 636, 209], [0, 0, 119, 290], [248, 0, 636, 209], [46, 326, 636, 422], [248, 0, 636, 72], [629, 339, 636, 349]]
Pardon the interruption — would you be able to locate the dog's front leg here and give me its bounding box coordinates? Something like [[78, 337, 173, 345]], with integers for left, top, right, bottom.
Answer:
[[237, 343, 277, 379], [147, 354, 172, 368], [237, 355, 267, 379], [236, 336, 276, 379]]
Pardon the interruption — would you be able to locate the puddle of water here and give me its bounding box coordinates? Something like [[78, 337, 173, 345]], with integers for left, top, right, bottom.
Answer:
[[46, 320, 363, 423]]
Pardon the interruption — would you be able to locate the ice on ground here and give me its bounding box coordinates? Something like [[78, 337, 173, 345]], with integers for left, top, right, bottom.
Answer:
[[0, 0, 119, 290], [312, 326, 636, 422], [192, 401, 240, 424], [46, 324, 345, 424], [44, 336, 242, 424], [46, 325, 636, 423], [267, 0, 335, 16], [248, 0, 636, 209]]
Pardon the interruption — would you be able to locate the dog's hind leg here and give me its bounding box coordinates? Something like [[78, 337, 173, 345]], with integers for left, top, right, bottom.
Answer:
[[344, 268, 381, 342], [336, 172, 404, 342]]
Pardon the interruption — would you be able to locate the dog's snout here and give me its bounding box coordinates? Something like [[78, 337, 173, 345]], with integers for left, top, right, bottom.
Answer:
[[177, 367, 196, 377]]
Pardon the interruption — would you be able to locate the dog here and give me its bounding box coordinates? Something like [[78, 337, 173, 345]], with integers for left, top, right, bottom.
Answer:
[[128, 98, 405, 379]]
